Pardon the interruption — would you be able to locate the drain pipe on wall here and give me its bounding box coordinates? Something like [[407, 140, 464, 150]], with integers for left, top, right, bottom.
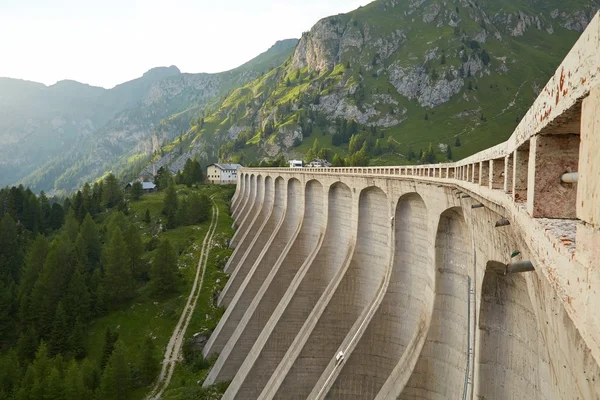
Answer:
[[463, 275, 472, 400]]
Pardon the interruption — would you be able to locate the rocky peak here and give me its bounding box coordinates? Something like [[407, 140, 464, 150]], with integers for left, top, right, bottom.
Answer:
[[142, 65, 181, 80]]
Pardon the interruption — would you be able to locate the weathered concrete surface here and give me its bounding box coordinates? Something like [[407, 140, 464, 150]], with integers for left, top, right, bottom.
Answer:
[[203, 178, 287, 359], [328, 193, 432, 399], [229, 174, 260, 250], [203, 14, 600, 400], [219, 177, 282, 307], [267, 187, 389, 399]]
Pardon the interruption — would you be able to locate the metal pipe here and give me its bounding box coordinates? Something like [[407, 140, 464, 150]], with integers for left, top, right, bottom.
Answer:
[[560, 172, 578, 183], [506, 260, 534, 274], [471, 204, 484, 209], [495, 218, 510, 227], [463, 275, 472, 400]]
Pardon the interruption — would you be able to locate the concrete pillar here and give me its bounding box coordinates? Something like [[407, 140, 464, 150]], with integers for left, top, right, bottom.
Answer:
[[513, 147, 529, 202], [576, 87, 600, 266], [526, 134, 579, 218], [491, 158, 505, 190], [504, 154, 513, 194], [480, 161, 489, 187]]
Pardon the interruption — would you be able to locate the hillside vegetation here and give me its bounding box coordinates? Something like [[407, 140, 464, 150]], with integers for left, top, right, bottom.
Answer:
[[145, 0, 598, 172], [2, 40, 297, 194], [0, 177, 235, 400]]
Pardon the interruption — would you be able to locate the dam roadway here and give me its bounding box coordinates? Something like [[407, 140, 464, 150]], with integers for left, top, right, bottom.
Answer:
[[202, 13, 600, 400]]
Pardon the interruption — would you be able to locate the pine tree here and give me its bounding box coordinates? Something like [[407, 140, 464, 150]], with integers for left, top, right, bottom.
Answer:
[[481, 49, 490, 66], [63, 210, 79, 242], [17, 327, 38, 364], [80, 214, 101, 259], [150, 239, 178, 294], [176, 198, 189, 227], [31, 342, 50, 399], [64, 360, 90, 400], [455, 136, 462, 147], [124, 224, 144, 280], [421, 143, 436, 164], [144, 209, 151, 224], [39, 191, 51, 233], [69, 318, 87, 360], [139, 336, 158, 385], [332, 154, 344, 167], [154, 167, 172, 191], [162, 183, 179, 229], [131, 182, 143, 201], [100, 328, 119, 371], [64, 269, 91, 323], [98, 342, 131, 400], [0, 281, 13, 343], [18, 235, 48, 304], [182, 159, 195, 187], [102, 174, 124, 209], [446, 144, 453, 160], [187, 194, 210, 225], [49, 203, 65, 231], [374, 139, 382, 155], [49, 302, 70, 356], [81, 359, 101, 393], [30, 237, 75, 337], [45, 367, 64, 400], [102, 227, 134, 306], [191, 160, 204, 184], [0, 214, 22, 285]]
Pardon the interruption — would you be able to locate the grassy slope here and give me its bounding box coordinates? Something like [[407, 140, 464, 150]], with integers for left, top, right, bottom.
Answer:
[[83, 184, 235, 400], [151, 0, 587, 168]]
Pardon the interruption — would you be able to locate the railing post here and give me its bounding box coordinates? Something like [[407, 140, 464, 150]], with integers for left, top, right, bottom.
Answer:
[[577, 86, 600, 265], [513, 146, 529, 202]]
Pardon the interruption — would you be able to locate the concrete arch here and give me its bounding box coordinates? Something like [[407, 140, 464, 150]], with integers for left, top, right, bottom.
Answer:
[[212, 179, 326, 395], [203, 177, 290, 378], [233, 173, 251, 224], [232, 173, 248, 218], [329, 192, 433, 399], [269, 186, 389, 398], [477, 268, 553, 400], [399, 207, 471, 399], [224, 175, 266, 273], [219, 176, 282, 306], [231, 174, 259, 244], [227, 180, 354, 399]]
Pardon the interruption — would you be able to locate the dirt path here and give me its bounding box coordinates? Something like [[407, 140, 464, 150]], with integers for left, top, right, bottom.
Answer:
[[146, 199, 220, 400]]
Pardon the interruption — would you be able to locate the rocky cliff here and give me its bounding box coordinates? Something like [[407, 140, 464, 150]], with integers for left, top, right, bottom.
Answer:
[[147, 0, 599, 172]]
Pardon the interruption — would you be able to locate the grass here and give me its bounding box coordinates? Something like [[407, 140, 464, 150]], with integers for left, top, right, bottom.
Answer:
[[83, 184, 235, 400], [160, 192, 236, 400]]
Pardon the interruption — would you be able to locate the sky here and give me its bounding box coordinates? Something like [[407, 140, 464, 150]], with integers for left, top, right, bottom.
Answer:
[[0, 0, 371, 89]]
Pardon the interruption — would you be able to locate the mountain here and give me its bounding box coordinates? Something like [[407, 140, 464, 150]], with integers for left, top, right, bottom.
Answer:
[[1, 39, 298, 193], [144, 0, 599, 174]]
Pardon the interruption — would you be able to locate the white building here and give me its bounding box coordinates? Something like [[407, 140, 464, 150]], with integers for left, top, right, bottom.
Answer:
[[207, 163, 242, 185], [289, 160, 303, 168]]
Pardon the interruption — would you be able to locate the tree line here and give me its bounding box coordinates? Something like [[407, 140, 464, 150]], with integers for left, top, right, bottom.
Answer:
[[0, 166, 213, 399]]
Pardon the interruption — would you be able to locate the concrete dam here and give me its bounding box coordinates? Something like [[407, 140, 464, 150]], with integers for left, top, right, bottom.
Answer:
[[202, 15, 600, 399]]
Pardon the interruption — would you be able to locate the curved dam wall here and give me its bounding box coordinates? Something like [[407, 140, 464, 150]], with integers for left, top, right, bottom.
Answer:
[[204, 14, 600, 400]]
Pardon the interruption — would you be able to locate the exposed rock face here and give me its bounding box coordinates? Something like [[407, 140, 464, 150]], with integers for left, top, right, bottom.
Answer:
[[388, 64, 464, 108], [316, 93, 379, 124], [291, 17, 349, 71], [422, 2, 441, 23]]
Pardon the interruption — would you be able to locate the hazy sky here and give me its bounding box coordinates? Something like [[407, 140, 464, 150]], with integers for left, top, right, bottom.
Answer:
[[0, 0, 370, 88]]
